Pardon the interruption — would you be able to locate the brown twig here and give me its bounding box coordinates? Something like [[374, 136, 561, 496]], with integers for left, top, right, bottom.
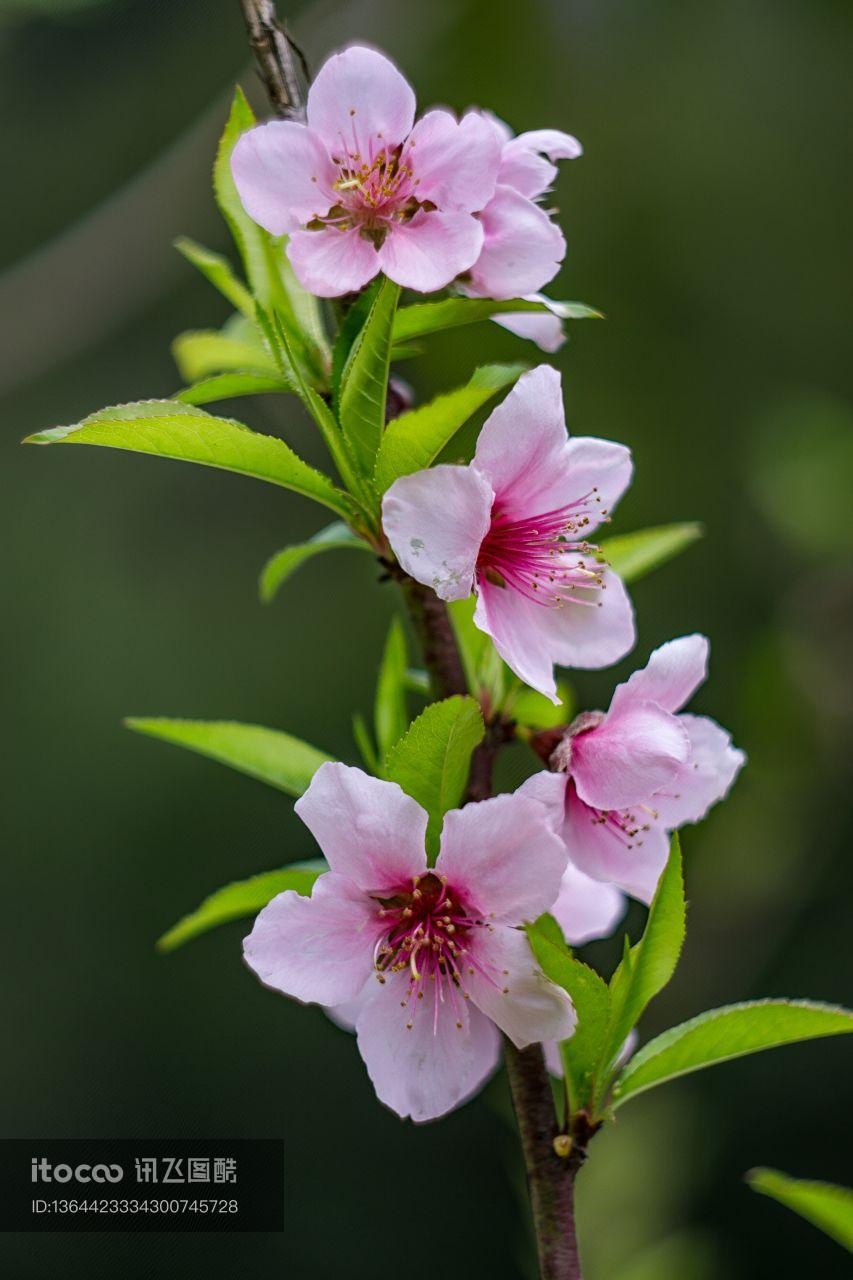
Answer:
[[239, 0, 307, 118]]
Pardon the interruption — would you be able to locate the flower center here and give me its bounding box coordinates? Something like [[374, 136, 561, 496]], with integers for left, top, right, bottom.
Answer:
[[371, 873, 501, 1031], [310, 136, 427, 239], [476, 493, 608, 608]]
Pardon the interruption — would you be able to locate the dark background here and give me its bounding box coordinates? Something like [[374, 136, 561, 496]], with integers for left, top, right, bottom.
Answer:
[[2, 0, 852, 1276]]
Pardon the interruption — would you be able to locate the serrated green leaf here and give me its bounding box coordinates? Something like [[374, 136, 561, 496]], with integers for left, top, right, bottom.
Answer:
[[594, 834, 686, 1107], [338, 276, 400, 477], [259, 522, 370, 603], [25, 400, 356, 520], [383, 696, 484, 858], [599, 522, 703, 584], [157, 862, 324, 952], [375, 362, 527, 494], [125, 718, 331, 796], [172, 330, 278, 382], [175, 372, 290, 405], [374, 616, 409, 760], [393, 297, 602, 343], [746, 1168, 853, 1251], [613, 999, 853, 1107], [526, 915, 612, 1117], [174, 237, 254, 318]]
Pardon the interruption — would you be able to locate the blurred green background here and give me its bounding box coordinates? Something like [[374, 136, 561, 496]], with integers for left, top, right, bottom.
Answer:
[[2, 0, 851, 1276]]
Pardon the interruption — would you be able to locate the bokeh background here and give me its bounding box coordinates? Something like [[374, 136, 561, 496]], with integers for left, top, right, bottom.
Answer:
[[3, 0, 852, 1276]]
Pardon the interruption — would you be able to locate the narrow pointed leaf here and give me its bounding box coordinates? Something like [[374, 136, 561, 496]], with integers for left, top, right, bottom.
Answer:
[[174, 236, 254, 318], [352, 712, 379, 774], [374, 617, 409, 759], [259, 522, 370, 603], [331, 280, 381, 406], [393, 297, 602, 344], [25, 400, 356, 520], [172, 330, 278, 382], [175, 372, 290, 405], [613, 999, 853, 1107], [595, 834, 686, 1102], [526, 915, 612, 1116], [746, 1168, 853, 1251], [125, 718, 332, 796], [157, 862, 325, 953], [599, 523, 703, 584], [375, 362, 527, 493], [383, 696, 484, 858], [338, 275, 400, 476]]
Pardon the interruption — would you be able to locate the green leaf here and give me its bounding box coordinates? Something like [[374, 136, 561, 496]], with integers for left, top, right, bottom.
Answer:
[[125, 718, 331, 796], [157, 862, 323, 953], [595, 834, 686, 1105], [374, 617, 409, 760], [172, 329, 278, 382], [599, 522, 703, 584], [331, 280, 381, 406], [338, 275, 400, 476], [746, 1168, 853, 1252], [174, 236, 254, 318], [259, 522, 370, 603], [25, 400, 356, 520], [175, 372, 290, 406], [375, 362, 527, 494], [613, 999, 853, 1108], [393, 297, 602, 344], [383, 696, 484, 858], [448, 596, 506, 706], [526, 915, 612, 1117], [352, 712, 379, 774]]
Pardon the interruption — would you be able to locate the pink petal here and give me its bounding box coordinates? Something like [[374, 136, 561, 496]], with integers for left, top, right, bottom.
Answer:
[[652, 714, 746, 828], [563, 782, 670, 903], [474, 579, 563, 701], [467, 186, 566, 299], [230, 122, 337, 235], [306, 45, 415, 155], [378, 211, 484, 291], [514, 769, 569, 831], [611, 634, 710, 716], [294, 763, 427, 892], [286, 227, 379, 297], [500, 129, 583, 197], [382, 463, 493, 601], [464, 925, 576, 1049], [405, 109, 500, 212], [436, 792, 568, 924], [550, 862, 627, 946], [570, 701, 690, 812], [355, 972, 501, 1121], [472, 364, 568, 512], [493, 309, 567, 352], [243, 873, 383, 1005], [561, 435, 634, 534]]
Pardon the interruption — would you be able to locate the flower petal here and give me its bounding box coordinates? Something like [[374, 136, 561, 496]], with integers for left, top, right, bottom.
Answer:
[[563, 782, 670, 903], [499, 128, 583, 198], [231, 122, 337, 235], [550, 862, 627, 946], [243, 873, 383, 1005], [493, 309, 566, 352], [405, 109, 500, 211], [436, 792, 568, 924], [355, 972, 501, 1121], [286, 227, 379, 297], [467, 185, 566, 299], [514, 769, 569, 831], [472, 364, 568, 512], [570, 700, 690, 811], [652, 714, 746, 828], [474, 578, 563, 702], [378, 211, 484, 292], [465, 925, 576, 1049], [294, 763, 427, 892], [382, 463, 493, 601], [611, 634, 710, 716], [561, 435, 634, 534], [306, 45, 416, 155]]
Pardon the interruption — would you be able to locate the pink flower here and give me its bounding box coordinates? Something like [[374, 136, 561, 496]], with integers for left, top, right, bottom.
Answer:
[[382, 365, 636, 702], [230, 45, 501, 297], [244, 762, 576, 1122], [531, 635, 746, 911], [493, 294, 571, 353], [462, 116, 581, 301]]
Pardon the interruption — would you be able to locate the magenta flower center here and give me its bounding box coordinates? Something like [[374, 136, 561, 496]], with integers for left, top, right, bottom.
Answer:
[[372, 872, 502, 1030], [476, 493, 608, 607], [312, 133, 424, 239]]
